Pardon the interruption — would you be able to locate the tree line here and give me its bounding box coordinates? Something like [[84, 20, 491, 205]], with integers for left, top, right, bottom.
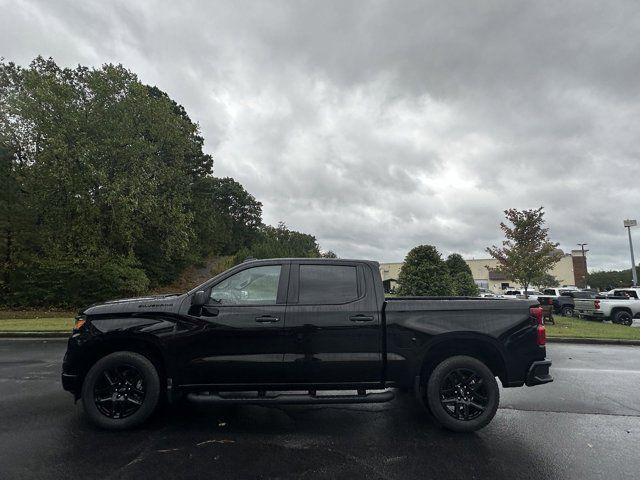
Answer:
[[0, 57, 328, 308]]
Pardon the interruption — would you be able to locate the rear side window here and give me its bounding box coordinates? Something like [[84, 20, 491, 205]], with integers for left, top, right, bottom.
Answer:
[[298, 265, 359, 304]]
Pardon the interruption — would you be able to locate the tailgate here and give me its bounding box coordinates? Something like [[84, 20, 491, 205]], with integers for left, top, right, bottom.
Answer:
[[574, 298, 597, 314]]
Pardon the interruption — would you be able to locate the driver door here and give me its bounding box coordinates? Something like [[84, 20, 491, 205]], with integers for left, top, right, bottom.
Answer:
[[178, 262, 289, 387]]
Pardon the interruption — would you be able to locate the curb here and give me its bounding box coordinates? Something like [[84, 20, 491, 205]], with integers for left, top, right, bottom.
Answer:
[[0, 332, 70, 339], [547, 337, 640, 346]]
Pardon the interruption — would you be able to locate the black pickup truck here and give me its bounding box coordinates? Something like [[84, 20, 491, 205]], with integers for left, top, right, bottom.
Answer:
[[62, 258, 552, 432]]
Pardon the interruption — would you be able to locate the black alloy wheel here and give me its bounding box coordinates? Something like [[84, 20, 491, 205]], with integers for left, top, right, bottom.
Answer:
[[81, 351, 161, 430], [93, 364, 146, 419], [438, 368, 488, 421], [561, 306, 574, 317], [614, 310, 633, 326], [425, 355, 499, 432]]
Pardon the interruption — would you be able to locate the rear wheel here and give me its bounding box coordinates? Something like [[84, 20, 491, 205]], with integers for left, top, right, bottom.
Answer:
[[81, 351, 161, 430], [613, 310, 633, 326], [424, 356, 499, 432]]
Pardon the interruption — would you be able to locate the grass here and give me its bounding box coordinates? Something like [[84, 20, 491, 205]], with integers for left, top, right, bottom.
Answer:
[[0, 317, 74, 332], [546, 315, 640, 341]]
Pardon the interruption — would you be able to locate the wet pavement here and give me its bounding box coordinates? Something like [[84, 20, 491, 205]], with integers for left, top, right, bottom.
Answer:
[[0, 340, 639, 479]]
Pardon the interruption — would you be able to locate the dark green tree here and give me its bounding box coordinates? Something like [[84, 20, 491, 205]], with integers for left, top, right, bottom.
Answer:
[[397, 245, 454, 296], [191, 176, 262, 257], [588, 266, 640, 291], [445, 253, 479, 296], [486, 207, 562, 297], [234, 222, 321, 263]]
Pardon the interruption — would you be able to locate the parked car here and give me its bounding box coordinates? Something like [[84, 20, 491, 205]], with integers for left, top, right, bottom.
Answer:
[[478, 289, 501, 298], [538, 295, 575, 317], [563, 290, 599, 300], [62, 258, 552, 432], [574, 295, 640, 325], [543, 288, 576, 297], [503, 289, 543, 300]]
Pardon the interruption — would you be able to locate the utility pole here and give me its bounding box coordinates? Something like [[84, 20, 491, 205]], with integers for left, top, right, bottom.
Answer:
[[624, 220, 638, 287]]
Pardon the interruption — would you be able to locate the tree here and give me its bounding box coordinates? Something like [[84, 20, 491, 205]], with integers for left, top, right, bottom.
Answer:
[[588, 265, 640, 291], [532, 273, 560, 290], [445, 253, 479, 296], [397, 245, 453, 296], [486, 207, 563, 297], [321, 250, 338, 258], [233, 222, 321, 264], [191, 176, 262, 257]]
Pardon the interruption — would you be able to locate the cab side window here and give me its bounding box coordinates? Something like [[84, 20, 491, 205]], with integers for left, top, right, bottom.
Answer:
[[210, 265, 281, 305], [298, 264, 359, 304]]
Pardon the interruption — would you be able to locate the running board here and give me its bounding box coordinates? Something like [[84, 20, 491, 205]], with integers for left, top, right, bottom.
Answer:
[[187, 389, 395, 405]]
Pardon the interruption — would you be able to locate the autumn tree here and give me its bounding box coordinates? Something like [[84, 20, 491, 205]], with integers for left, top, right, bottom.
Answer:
[[486, 207, 562, 297]]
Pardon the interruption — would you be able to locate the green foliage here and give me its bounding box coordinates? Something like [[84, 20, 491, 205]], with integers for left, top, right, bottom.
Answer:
[[0, 57, 327, 307], [445, 253, 478, 296], [486, 207, 562, 295], [3, 257, 149, 308], [532, 273, 560, 290], [191, 177, 262, 257], [397, 245, 454, 296], [445, 253, 472, 276], [232, 222, 321, 264], [588, 265, 640, 290], [451, 271, 480, 296]]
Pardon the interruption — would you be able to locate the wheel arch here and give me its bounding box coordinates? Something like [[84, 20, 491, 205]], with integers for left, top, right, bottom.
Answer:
[[416, 334, 508, 387], [611, 307, 632, 316], [76, 335, 168, 397]]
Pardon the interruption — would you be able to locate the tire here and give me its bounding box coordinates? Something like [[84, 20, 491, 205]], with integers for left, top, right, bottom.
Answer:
[[81, 351, 161, 430], [561, 306, 574, 317], [613, 310, 633, 327], [424, 356, 499, 433]]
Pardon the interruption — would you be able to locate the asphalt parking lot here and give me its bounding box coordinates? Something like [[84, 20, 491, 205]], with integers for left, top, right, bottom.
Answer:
[[1, 340, 639, 480]]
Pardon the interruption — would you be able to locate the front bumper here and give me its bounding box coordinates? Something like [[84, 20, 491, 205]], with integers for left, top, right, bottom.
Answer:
[[61, 372, 80, 394], [526, 360, 553, 386]]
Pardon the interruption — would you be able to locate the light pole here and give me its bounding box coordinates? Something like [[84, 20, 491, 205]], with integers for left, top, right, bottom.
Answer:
[[577, 243, 588, 288], [624, 220, 638, 287]]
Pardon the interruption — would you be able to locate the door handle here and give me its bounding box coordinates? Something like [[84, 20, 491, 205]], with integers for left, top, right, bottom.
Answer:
[[255, 315, 280, 323], [349, 315, 374, 322]]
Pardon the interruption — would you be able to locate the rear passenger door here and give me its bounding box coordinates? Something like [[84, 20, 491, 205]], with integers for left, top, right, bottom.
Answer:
[[281, 261, 383, 385]]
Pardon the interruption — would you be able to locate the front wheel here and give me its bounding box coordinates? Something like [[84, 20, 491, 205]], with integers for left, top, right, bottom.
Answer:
[[425, 356, 499, 432], [81, 351, 161, 430], [561, 306, 574, 317]]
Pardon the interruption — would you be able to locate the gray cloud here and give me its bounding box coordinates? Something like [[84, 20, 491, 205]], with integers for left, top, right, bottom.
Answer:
[[2, 0, 640, 270]]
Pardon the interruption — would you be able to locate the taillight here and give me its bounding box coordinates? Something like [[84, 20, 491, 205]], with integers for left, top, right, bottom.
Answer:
[[530, 306, 546, 345], [594, 300, 600, 310]]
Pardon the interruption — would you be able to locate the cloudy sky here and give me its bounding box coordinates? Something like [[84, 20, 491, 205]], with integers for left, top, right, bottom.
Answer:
[[2, 0, 640, 270]]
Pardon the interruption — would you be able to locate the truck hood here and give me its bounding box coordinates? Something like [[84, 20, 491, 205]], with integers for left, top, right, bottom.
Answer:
[[81, 293, 186, 316]]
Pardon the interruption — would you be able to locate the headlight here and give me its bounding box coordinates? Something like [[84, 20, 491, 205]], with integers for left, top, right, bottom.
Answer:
[[73, 316, 87, 331]]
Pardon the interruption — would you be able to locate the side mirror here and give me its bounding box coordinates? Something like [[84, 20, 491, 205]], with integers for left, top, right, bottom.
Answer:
[[192, 290, 207, 307]]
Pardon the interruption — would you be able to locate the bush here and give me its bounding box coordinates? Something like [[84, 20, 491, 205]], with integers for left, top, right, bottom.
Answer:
[[2, 257, 150, 309]]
